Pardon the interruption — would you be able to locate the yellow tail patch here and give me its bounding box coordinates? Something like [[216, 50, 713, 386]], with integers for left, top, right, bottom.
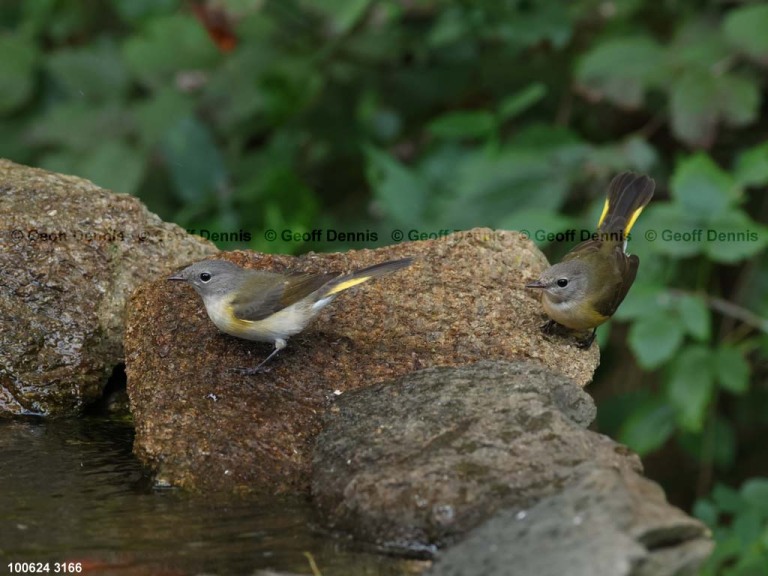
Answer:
[[597, 198, 611, 230], [325, 275, 372, 296], [597, 200, 646, 235], [624, 206, 646, 235]]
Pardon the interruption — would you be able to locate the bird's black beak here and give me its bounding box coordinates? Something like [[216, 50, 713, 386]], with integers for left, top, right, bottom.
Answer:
[[168, 274, 185, 282], [525, 280, 545, 289]]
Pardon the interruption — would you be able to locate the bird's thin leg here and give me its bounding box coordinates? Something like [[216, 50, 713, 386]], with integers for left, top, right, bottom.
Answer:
[[232, 339, 287, 376]]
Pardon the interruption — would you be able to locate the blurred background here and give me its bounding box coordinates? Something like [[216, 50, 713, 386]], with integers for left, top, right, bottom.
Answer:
[[2, 0, 768, 572]]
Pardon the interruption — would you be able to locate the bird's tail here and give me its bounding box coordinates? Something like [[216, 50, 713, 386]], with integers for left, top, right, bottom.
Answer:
[[597, 172, 656, 237], [323, 258, 413, 297]]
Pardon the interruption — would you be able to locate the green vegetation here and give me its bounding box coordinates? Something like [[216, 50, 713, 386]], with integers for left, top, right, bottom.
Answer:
[[2, 0, 768, 571]]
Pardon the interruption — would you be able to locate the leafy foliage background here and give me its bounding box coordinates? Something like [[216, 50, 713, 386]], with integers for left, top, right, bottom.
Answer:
[[3, 0, 768, 572]]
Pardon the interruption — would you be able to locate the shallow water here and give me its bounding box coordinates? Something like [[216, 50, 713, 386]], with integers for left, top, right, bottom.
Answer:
[[0, 417, 427, 576]]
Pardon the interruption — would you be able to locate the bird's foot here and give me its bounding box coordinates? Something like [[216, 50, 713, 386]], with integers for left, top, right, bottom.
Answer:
[[540, 319, 559, 335], [576, 329, 597, 350]]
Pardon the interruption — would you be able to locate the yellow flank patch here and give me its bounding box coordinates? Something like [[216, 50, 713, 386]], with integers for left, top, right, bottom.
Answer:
[[217, 299, 311, 342], [222, 302, 256, 329], [325, 275, 372, 296]]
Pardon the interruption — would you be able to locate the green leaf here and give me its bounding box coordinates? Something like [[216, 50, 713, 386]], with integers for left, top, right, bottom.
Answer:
[[161, 116, 228, 203], [17, 0, 58, 37], [718, 73, 760, 128], [724, 4, 768, 64], [260, 58, 324, 122], [731, 552, 768, 576], [669, 69, 718, 148], [436, 138, 585, 228], [202, 44, 273, 133], [733, 509, 763, 546], [26, 103, 134, 151], [671, 153, 738, 218], [676, 293, 711, 341], [666, 345, 715, 432], [741, 478, 768, 516], [365, 147, 428, 227], [618, 400, 676, 455], [613, 284, 667, 321], [641, 204, 704, 258], [427, 7, 469, 47], [0, 33, 39, 113], [133, 88, 194, 146], [493, 2, 573, 49], [0, 116, 30, 162], [303, 0, 372, 35], [497, 209, 573, 247], [693, 498, 719, 527], [670, 20, 731, 70], [78, 141, 146, 195], [715, 345, 750, 394], [45, 40, 128, 102], [588, 137, 658, 174], [712, 483, 743, 514], [669, 67, 760, 147], [428, 111, 497, 139], [122, 14, 219, 88], [113, 0, 178, 24], [705, 209, 768, 263], [628, 313, 685, 369], [734, 141, 768, 187], [38, 150, 81, 178], [497, 83, 546, 121], [575, 36, 665, 108]]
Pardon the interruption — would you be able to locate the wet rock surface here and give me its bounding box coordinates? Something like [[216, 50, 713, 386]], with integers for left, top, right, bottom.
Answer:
[[312, 361, 609, 550], [428, 467, 713, 576], [0, 160, 217, 416], [125, 229, 597, 493], [312, 361, 712, 573]]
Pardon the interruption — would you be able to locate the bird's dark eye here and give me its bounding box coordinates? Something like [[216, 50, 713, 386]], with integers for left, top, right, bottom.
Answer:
[[556, 278, 568, 288], [199, 272, 212, 282]]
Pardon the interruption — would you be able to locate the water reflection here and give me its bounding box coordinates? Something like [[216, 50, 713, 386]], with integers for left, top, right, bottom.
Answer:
[[0, 418, 426, 575]]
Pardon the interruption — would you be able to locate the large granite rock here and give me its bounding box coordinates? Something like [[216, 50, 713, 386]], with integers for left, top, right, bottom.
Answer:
[[0, 159, 217, 416], [428, 467, 712, 576], [125, 229, 598, 493], [312, 361, 712, 573]]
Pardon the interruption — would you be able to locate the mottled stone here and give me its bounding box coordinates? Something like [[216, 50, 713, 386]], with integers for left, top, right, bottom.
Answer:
[[125, 229, 599, 493], [0, 160, 217, 416], [313, 361, 712, 573], [312, 361, 620, 551], [428, 467, 712, 576]]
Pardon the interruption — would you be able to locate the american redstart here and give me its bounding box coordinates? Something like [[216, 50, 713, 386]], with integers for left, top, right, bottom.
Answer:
[[526, 172, 655, 349], [169, 257, 412, 371]]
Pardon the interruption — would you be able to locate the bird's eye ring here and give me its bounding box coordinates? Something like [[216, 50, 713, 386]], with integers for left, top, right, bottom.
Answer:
[[200, 272, 212, 282], [556, 278, 568, 288]]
